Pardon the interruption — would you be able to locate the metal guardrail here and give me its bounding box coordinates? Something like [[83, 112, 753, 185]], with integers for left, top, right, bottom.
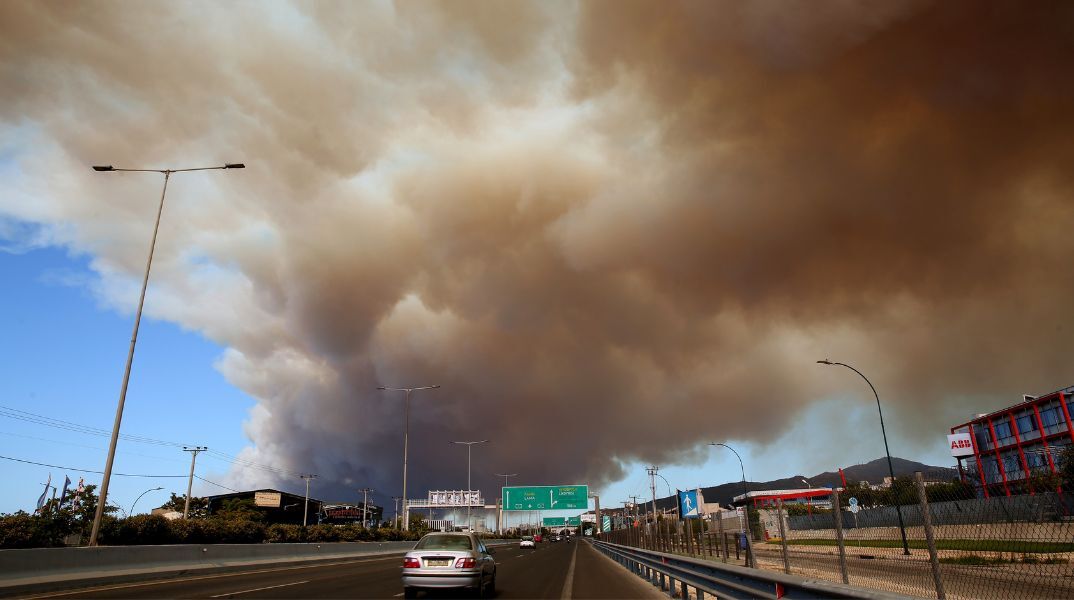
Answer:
[[591, 540, 919, 600]]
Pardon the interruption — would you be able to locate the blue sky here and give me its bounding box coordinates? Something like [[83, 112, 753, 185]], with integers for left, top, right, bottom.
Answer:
[[0, 244, 255, 515]]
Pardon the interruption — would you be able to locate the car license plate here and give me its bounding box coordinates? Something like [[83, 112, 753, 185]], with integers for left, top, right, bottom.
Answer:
[[427, 559, 450, 566]]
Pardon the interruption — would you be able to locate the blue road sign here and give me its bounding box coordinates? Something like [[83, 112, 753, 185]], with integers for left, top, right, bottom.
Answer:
[[679, 489, 701, 519]]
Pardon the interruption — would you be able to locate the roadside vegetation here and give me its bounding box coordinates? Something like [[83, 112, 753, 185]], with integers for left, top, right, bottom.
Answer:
[[0, 486, 443, 548]]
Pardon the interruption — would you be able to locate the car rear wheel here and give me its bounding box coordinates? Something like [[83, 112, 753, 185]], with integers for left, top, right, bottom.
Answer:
[[403, 587, 417, 599]]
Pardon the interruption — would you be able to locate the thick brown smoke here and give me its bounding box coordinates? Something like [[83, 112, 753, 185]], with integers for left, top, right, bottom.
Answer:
[[2, 0, 1073, 500]]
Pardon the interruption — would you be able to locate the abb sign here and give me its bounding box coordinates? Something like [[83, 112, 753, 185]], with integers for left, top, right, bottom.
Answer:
[[947, 433, 974, 457]]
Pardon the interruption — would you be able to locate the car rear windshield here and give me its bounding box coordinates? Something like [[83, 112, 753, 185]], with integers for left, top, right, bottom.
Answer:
[[415, 535, 474, 550], [522, 536, 533, 541]]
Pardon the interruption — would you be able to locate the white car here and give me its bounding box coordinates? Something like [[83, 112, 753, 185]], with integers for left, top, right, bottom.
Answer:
[[402, 532, 496, 598], [519, 535, 535, 549]]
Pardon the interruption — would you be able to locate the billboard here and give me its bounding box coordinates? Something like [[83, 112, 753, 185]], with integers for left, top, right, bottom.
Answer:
[[254, 491, 281, 507], [428, 490, 482, 506], [502, 485, 589, 511], [947, 433, 974, 457]]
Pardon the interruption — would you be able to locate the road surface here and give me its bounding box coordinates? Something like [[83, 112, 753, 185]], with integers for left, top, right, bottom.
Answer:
[[27, 540, 663, 599]]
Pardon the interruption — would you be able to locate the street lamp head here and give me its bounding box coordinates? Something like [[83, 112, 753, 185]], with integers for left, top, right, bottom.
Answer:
[[817, 359, 833, 365], [224, 163, 245, 169], [92, 165, 114, 172]]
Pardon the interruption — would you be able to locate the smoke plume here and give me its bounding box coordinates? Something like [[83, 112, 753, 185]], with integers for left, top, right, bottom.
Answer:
[[2, 0, 1073, 500]]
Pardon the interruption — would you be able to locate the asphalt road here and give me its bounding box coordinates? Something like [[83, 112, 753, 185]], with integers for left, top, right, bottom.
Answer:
[[29, 540, 662, 600]]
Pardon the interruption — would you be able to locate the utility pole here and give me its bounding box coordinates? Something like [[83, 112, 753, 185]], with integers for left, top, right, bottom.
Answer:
[[182, 446, 207, 518], [392, 496, 402, 529], [629, 495, 642, 522], [646, 466, 659, 527], [359, 488, 373, 528], [300, 475, 317, 527]]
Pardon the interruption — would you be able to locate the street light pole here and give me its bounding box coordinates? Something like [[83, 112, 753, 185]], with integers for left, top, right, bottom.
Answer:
[[495, 473, 517, 534], [300, 474, 317, 527], [451, 440, 488, 531], [711, 442, 753, 567], [129, 486, 163, 517], [378, 385, 440, 531], [88, 162, 245, 545], [817, 359, 911, 556], [392, 496, 403, 529]]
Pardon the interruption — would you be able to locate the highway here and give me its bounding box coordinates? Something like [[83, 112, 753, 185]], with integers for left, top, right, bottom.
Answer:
[[29, 540, 663, 599]]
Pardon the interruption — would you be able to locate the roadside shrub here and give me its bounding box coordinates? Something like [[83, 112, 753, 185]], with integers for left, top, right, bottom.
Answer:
[[203, 518, 265, 544], [265, 524, 306, 543], [168, 517, 209, 544], [0, 512, 63, 548], [304, 524, 341, 543], [104, 514, 175, 546]]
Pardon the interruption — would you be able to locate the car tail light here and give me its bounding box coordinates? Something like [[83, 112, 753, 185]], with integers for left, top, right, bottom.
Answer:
[[403, 557, 421, 568], [455, 558, 476, 569]]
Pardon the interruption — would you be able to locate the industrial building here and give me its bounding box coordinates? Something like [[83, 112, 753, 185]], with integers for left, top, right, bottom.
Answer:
[[949, 385, 1073, 497]]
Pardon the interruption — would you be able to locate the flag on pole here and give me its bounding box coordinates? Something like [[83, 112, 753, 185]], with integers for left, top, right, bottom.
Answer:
[[59, 476, 72, 506], [36, 473, 52, 513], [74, 477, 85, 509]]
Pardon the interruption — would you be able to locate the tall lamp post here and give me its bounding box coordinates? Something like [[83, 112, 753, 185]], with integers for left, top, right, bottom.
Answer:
[[495, 472, 517, 534], [711, 442, 753, 567], [377, 385, 440, 531], [89, 162, 245, 545], [129, 486, 163, 517], [451, 440, 488, 531], [817, 359, 910, 555]]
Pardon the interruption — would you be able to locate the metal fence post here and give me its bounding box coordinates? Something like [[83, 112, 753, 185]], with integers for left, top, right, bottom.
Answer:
[[717, 513, 726, 561], [831, 488, 849, 584], [777, 499, 791, 574], [915, 471, 946, 600]]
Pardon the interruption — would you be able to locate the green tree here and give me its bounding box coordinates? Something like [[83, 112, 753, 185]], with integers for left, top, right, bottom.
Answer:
[[155, 493, 208, 519]]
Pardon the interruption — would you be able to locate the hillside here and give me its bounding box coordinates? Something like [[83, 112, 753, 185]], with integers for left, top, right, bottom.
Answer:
[[637, 457, 957, 513]]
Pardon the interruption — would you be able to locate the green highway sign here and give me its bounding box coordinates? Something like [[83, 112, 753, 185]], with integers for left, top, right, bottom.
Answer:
[[503, 485, 589, 511], [542, 516, 582, 527]]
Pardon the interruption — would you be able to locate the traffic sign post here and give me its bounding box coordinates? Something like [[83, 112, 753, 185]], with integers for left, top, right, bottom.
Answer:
[[503, 485, 589, 511]]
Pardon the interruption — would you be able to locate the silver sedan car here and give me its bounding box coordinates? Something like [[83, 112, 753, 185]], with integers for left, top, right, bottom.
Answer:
[[402, 532, 496, 598]]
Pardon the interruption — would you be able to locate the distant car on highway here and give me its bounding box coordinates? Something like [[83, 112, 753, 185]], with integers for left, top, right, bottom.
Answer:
[[402, 532, 496, 598], [551, 535, 561, 542], [519, 535, 535, 549], [533, 533, 543, 543]]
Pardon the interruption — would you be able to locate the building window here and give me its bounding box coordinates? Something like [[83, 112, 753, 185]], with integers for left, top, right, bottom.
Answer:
[[1040, 406, 1066, 435], [993, 421, 1014, 447], [1015, 414, 1038, 439], [975, 425, 992, 451]]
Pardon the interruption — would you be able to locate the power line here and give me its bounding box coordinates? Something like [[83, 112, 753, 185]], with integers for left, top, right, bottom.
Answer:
[[0, 403, 302, 479], [195, 475, 238, 492], [0, 453, 187, 478]]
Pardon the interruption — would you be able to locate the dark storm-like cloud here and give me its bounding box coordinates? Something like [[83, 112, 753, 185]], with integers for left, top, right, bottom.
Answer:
[[2, 0, 1073, 502]]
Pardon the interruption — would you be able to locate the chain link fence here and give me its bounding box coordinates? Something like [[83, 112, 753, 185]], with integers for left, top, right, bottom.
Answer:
[[599, 471, 1074, 599]]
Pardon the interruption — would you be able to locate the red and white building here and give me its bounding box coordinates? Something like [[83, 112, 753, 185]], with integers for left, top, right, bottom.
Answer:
[[949, 385, 1074, 497]]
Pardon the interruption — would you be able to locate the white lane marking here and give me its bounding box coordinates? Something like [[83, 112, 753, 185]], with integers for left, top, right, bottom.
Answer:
[[393, 594, 404, 597], [210, 580, 309, 597], [560, 542, 578, 600], [28, 555, 401, 598]]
